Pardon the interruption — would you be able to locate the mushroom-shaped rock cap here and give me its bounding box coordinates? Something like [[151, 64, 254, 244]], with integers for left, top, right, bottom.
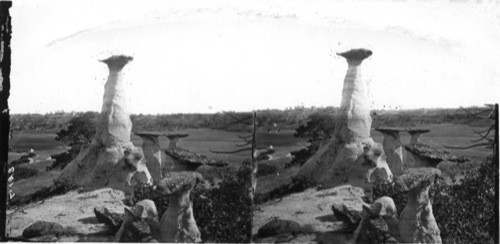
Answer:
[[395, 168, 441, 192], [165, 133, 189, 140], [406, 128, 431, 134], [134, 131, 165, 138], [337, 48, 373, 61], [404, 144, 447, 162], [375, 127, 406, 133], [156, 172, 203, 195], [99, 55, 133, 71]]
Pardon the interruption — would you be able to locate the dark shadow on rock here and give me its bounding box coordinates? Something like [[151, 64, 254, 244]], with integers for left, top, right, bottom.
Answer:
[[315, 214, 338, 223], [77, 216, 100, 225]]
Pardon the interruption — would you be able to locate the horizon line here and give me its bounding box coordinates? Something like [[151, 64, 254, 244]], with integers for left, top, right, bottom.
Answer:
[[9, 104, 496, 116]]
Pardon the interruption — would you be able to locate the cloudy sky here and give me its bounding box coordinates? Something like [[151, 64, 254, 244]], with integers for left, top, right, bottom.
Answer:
[[10, 0, 500, 114]]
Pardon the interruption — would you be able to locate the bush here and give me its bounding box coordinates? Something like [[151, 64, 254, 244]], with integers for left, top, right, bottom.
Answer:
[[46, 151, 73, 171], [12, 167, 39, 182], [256, 164, 279, 177], [192, 172, 252, 243], [372, 156, 497, 243], [431, 157, 496, 244], [133, 170, 252, 243]]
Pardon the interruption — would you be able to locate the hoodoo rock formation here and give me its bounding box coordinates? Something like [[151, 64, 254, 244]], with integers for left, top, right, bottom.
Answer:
[[396, 168, 442, 243], [135, 131, 164, 181], [297, 49, 392, 190], [156, 172, 203, 243], [58, 55, 152, 199], [407, 128, 431, 145], [166, 133, 189, 150], [375, 127, 405, 176]]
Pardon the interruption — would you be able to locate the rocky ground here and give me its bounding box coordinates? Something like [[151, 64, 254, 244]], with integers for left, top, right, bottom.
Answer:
[[253, 185, 367, 243], [7, 188, 126, 242]]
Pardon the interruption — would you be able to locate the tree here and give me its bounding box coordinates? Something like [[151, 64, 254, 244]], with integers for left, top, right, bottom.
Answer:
[[209, 111, 258, 242], [288, 111, 336, 167], [55, 112, 97, 154]]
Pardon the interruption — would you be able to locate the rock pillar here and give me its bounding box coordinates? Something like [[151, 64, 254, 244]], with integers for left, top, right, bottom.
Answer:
[[334, 49, 373, 143], [297, 49, 392, 190], [375, 128, 405, 175], [407, 128, 431, 145], [397, 168, 442, 243], [96, 56, 134, 147], [156, 172, 203, 243], [58, 55, 151, 198], [166, 133, 189, 150], [135, 132, 163, 181]]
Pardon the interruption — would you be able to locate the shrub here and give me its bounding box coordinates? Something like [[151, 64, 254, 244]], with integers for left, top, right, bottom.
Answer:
[[12, 167, 39, 182], [46, 151, 73, 171], [192, 172, 252, 243], [133, 170, 252, 243], [431, 157, 496, 244], [256, 164, 279, 177]]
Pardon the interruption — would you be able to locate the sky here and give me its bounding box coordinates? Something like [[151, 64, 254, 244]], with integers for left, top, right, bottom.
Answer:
[[9, 0, 500, 114]]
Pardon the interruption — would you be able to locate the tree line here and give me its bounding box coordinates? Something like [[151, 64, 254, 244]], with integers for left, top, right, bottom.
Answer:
[[10, 106, 491, 133]]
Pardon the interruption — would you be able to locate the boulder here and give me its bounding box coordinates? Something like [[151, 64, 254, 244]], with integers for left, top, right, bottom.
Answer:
[[120, 219, 154, 242], [94, 206, 123, 230], [254, 233, 296, 243], [331, 197, 365, 226], [22, 221, 65, 238], [257, 218, 301, 238], [114, 199, 160, 242], [357, 217, 399, 244]]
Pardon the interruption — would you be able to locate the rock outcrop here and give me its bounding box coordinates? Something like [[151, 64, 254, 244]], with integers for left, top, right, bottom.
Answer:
[[156, 172, 203, 243], [58, 55, 152, 200], [22, 221, 66, 239], [297, 49, 392, 191], [396, 168, 442, 243], [257, 218, 302, 238]]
